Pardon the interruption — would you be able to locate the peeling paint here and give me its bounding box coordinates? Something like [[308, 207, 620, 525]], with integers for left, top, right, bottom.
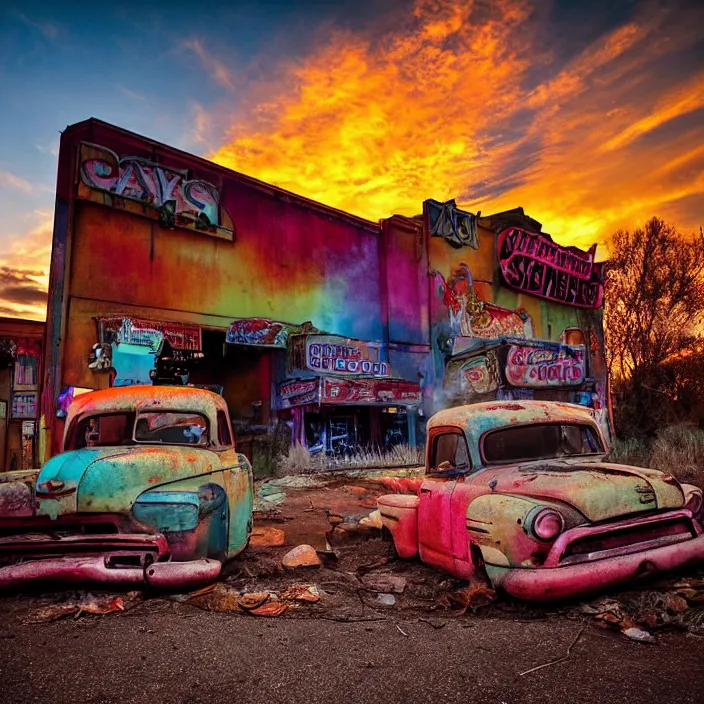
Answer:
[[0, 386, 253, 589], [379, 401, 704, 601]]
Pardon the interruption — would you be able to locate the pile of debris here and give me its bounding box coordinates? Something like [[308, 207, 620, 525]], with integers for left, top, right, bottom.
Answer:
[[577, 577, 704, 644]]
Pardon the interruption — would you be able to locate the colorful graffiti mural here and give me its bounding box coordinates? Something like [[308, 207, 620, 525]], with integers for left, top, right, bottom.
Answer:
[[88, 342, 112, 371], [226, 318, 291, 348], [505, 344, 586, 387], [462, 355, 499, 395], [78, 143, 234, 240], [425, 199, 479, 249], [321, 378, 421, 405], [444, 353, 500, 398], [497, 227, 604, 309], [40, 119, 613, 465], [432, 265, 531, 339]]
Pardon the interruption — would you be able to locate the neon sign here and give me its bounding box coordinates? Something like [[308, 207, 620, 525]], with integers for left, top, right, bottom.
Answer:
[[497, 227, 604, 309]]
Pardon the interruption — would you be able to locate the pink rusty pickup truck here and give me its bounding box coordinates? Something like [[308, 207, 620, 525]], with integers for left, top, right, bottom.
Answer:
[[378, 401, 704, 601]]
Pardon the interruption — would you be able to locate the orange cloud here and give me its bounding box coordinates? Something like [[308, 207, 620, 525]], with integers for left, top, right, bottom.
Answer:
[[0, 210, 52, 320], [208, 0, 704, 256]]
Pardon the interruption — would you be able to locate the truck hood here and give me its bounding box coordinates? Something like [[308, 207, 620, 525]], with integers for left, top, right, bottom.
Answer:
[[35, 446, 221, 519], [483, 459, 685, 522]]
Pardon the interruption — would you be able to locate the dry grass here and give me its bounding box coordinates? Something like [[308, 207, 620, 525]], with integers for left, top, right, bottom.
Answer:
[[276, 443, 424, 476], [607, 424, 704, 487]]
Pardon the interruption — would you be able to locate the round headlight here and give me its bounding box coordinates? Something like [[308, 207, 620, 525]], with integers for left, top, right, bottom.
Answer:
[[532, 508, 565, 541]]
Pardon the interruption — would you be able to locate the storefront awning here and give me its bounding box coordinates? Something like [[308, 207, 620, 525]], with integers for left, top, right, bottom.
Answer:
[[226, 318, 317, 349], [279, 376, 421, 409], [96, 316, 202, 352]]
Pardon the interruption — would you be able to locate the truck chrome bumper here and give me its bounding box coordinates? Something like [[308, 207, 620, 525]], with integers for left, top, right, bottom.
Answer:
[[0, 555, 222, 590], [486, 532, 704, 601], [0, 531, 222, 590]]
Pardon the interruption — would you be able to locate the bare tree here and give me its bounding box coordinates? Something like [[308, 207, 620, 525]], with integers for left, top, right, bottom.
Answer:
[[604, 218, 704, 434], [605, 217, 704, 381]]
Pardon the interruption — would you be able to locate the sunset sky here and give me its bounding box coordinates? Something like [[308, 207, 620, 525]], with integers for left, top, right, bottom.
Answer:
[[1, 0, 703, 321]]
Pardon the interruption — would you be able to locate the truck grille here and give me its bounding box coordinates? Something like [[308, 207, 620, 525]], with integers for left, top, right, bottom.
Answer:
[[554, 510, 698, 566]]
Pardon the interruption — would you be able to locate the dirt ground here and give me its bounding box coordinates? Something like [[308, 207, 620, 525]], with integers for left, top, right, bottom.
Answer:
[[2, 480, 704, 703]]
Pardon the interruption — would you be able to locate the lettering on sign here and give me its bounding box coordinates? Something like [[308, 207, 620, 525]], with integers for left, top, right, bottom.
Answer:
[[497, 227, 604, 308], [305, 336, 389, 376], [505, 344, 586, 388], [78, 142, 234, 240], [279, 379, 320, 408], [321, 378, 421, 405]]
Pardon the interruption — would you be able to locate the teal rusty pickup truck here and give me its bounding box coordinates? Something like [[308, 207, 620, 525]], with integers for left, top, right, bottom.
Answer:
[[0, 386, 253, 590]]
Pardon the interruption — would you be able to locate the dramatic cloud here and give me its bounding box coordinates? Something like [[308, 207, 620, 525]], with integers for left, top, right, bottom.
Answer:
[[208, 0, 704, 254], [0, 211, 52, 320], [0, 270, 48, 306]]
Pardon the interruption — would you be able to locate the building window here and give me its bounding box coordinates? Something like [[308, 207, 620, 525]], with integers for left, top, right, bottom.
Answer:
[[14, 354, 38, 387]]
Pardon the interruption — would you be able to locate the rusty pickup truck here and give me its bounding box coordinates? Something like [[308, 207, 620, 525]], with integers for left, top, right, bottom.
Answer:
[[378, 401, 704, 601], [0, 385, 253, 590]]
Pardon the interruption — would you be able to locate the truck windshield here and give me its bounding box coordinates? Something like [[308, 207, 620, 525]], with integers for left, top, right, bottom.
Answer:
[[134, 412, 209, 446], [67, 412, 136, 450], [482, 423, 604, 464], [65, 411, 210, 450]]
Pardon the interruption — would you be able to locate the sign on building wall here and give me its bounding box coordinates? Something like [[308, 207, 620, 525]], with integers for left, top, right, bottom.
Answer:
[[226, 318, 291, 348], [97, 317, 202, 352], [444, 353, 500, 397], [279, 379, 320, 409], [12, 392, 37, 419], [497, 227, 604, 309], [424, 199, 479, 249], [77, 142, 234, 240], [505, 344, 586, 388], [289, 335, 389, 376], [321, 378, 421, 405]]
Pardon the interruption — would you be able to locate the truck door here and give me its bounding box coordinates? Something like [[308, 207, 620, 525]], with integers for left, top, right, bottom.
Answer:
[[216, 410, 253, 557], [417, 428, 471, 573]]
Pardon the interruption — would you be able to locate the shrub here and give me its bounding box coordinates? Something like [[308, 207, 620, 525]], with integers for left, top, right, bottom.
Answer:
[[276, 443, 424, 476], [607, 424, 704, 488], [650, 425, 704, 486]]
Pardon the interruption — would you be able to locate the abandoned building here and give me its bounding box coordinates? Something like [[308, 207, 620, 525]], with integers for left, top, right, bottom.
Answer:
[[36, 118, 609, 471], [0, 317, 45, 471]]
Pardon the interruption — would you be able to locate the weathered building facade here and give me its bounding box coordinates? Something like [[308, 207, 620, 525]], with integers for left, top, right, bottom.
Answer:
[[39, 118, 609, 471], [0, 318, 45, 471]]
